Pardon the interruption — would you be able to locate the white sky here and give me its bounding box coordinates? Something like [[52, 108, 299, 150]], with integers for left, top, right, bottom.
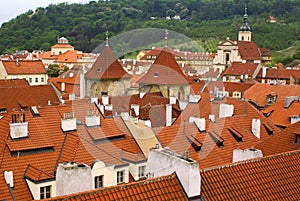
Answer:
[[0, 0, 88, 26]]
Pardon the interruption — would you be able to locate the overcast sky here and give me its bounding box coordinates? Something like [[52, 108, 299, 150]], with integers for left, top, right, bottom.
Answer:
[[0, 0, 88, 26]]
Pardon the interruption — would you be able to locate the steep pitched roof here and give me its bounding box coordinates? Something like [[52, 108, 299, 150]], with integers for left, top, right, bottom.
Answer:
[[85, 46, 132, 80], [237, 41, 261, 61], [41, 172, 187, 201], [224, 61, 258, 76], [201, 150, 300, 200], [138, 48, 190, 85], [1, 60, 46, 75]]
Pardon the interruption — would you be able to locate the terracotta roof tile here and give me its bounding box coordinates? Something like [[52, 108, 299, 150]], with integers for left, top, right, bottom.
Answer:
[[237, 41, 261, 61], [201, 150, 300, 200], [138, 48, 190, 85], [1, 60, 46, 74], [0, 78, 29, 88], [155, 93, 280, 169], [42, 172, 187, 201], [224, 61, 258, 76], [85, 46, 132, 80], [55, 50, 81, 63]]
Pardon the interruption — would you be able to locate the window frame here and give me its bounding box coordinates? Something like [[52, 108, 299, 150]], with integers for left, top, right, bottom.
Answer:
[[117, 170, 124, 184], [138, 166, 146, 179], [40, 185, 51, 199], [94, 175, 104, 189]]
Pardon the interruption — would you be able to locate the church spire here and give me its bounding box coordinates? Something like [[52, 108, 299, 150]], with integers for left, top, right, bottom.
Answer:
[[164, 29, 169, 47], [240, 5, 251, 32], [105, 30, 109, 46]]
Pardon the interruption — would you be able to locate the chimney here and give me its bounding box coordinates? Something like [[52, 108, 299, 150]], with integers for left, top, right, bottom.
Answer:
[[284, 96, 298, 108], [189, 94, 201, 103], [80, 73, 86, 99], [61, 112, 77, 132], [209, 114, 215, 123], [219, 103, 234, 118], [61, 82, 65, 92], [232, 148, 263, 163], [146, 148, 201, 198], [169, 96, 176, 104], [56, 162, 92, 196], [85, 110, 100, 127], [4, 171, 14, 188], [189, 116, 205, 131], [69, 93, 75, 101], [69, 72, 73, 78], [10, 113, 28, 139], [262, 67, 267, 78], [251, 118, 261, 138], [102, 95, 109, 105], [139, 91, 146, 99], [131, 104, 140, 116], [166, 104, 172, 126]]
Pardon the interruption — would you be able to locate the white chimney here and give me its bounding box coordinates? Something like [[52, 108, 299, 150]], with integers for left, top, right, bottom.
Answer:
[[166, 104, 172, 126], [80, 73, 86, 99], [169, 96, 176, 104], [146, 148, 201, 198], [131, 104, 140, 116], [262, 67, 267, 78], [10, 114, 28, 139], [69, 93, 75, 100], [85, 110, 100, 127], [102, 95, 109, 105], [4, 171, 14, 188], [189, 94, 201, 103], [251, 118, 261, 138], [209, 114, 215, 123], [105, 104, 113, 111], [219, 103, 234, 118], [69, 72, 73, 78], [189, 116, 205, 131], [61, 82, 65, 92], [139, 91, 146, 99], [61, 112, 77, 132], [232, 148, 263, 163], [56, 163, 92, 196]]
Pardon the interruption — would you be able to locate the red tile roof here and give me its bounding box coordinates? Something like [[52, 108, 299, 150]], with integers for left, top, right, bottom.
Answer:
[[243, 83, 300, 107], [255, 120, 300, 156], [41, 172, 187, 201], [0, 85, 60, 112], [55, 50, 81, 63], [0, 99, 145, 200], [201, 150, 300, 200], [237, 41, 262, 61], [51, 43, 74, 49], [155, 93, 280, 169], [140, 47, 182, 61], [0, 78, 29, 88], [224, 61, 258, 76], [138, 48, 190, 85], [257, 67, 300, 80], [1, 60, 46, 75], [85, 46, 132, 80]]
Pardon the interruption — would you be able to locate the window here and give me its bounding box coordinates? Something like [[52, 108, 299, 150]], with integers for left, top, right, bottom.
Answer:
[[117, 170, 124, 184], [40, 185, 51, 199], [41, 77, 44, 83], [295, 134, 300, 144], [29, 78, 32, 83], [94, 175, 103, 188], [35, 77, 38, 83], [138, 166, 146, 178]]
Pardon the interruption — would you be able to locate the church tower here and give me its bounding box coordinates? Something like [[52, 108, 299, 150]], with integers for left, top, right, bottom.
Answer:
[[238, 6, 252, 42]]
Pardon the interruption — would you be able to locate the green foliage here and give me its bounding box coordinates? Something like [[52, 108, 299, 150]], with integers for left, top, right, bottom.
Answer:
[[47, 64, 69, 77], [0, 0, 299, 55]]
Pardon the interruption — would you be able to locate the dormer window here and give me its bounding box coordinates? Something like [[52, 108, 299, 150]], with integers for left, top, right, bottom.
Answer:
[[154, 72, 159, 78], [295, 134, 300, 144], [266, 93, 277, 105]]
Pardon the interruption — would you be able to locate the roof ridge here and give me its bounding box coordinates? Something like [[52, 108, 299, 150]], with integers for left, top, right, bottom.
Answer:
[[201, 150, 300, 172]]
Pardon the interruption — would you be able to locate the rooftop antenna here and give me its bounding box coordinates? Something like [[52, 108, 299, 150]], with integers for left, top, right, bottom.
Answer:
[[164, 29, 169, 47]]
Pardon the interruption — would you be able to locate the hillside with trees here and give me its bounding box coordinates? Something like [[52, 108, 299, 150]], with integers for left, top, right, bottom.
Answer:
[[0, 0, 299, 58]]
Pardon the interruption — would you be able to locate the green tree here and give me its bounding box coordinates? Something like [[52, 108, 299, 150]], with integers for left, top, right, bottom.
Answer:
[[47, 64, 60, 77]]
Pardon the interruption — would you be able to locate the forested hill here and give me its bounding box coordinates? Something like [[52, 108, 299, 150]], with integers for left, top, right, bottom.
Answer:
[[0, 0, 299, 55]]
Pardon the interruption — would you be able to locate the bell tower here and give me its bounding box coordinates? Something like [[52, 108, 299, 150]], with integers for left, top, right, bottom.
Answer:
[[238, 6, 252, 42]]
